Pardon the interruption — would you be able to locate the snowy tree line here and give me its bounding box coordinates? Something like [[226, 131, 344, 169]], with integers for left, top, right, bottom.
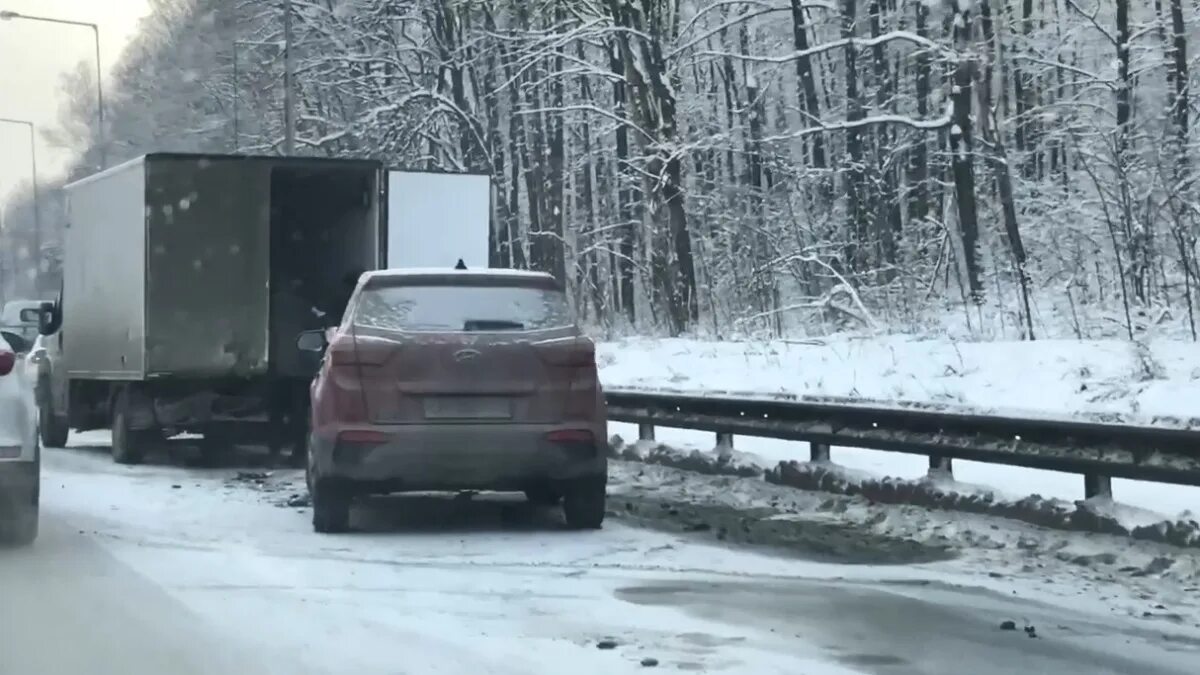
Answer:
[[2, 0, 1198, 340]]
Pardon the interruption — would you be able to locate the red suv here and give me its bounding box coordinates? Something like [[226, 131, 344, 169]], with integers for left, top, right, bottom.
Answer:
[[299, 268, 608, 533]]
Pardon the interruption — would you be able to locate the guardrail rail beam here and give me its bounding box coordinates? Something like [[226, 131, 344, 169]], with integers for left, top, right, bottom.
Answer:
[[605, 388, 1200, 502]]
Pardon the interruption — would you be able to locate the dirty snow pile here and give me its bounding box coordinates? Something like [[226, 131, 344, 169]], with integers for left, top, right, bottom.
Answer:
[[595, 335, 1200, 532]]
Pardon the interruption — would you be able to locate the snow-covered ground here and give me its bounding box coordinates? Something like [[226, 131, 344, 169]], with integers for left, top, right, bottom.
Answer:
[[598, 336, 1200, 525], [6, 437, 1200, 675], [598, 336, 1200, 423]]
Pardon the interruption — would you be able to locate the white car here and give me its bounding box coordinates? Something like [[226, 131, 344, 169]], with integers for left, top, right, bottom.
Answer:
[[0, 333, 38, 545]]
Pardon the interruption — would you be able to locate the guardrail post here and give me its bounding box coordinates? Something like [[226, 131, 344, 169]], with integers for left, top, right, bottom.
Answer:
[[638, 423, 655, 442], [1084, 473, 1112, 500], [715, 432, 733, 460], [810, 442, 830, 462], [928, 454, 953, 476]]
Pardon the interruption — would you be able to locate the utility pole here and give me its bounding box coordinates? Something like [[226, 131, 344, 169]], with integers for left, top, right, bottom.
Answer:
[[233, 42, 239, 151], [282, 0, 295, 155], [91, 22, 105, 167], [0, 118, 42, 289]]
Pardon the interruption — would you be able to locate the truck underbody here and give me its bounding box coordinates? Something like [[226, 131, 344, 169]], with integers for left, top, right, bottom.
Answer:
[[57, 376, 309, 463]]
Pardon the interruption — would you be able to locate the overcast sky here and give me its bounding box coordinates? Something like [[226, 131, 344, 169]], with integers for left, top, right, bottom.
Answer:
[[0, 0, 150, 206]]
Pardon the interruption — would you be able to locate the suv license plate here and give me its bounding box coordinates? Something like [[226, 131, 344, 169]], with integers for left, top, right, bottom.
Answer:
[[423, 396, 512, 419]]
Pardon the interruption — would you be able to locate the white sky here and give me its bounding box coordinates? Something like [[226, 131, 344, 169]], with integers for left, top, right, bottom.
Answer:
[[0, 0, 150, 206]]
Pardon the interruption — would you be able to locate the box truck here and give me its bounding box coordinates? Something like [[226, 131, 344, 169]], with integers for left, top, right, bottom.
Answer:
[[34, 153, 490, 464]]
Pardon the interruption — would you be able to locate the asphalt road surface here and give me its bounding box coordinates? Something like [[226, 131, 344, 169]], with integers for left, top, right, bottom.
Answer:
[[0, 515, 288, 675], [2, 443, 1198, 675]]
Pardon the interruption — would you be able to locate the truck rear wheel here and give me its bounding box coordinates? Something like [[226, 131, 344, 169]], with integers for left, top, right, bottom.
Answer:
[[111, 388, 147, 465], [524, 484, 562, 506], [288, 431, 308, 468]]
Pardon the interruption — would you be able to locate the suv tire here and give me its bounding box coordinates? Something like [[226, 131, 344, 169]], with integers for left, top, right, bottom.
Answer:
[[311, 478, 351, 533], [562, 477, 606, 530]]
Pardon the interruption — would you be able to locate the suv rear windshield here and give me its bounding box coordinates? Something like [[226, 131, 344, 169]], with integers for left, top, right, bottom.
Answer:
[[352, 282, 572, 332]]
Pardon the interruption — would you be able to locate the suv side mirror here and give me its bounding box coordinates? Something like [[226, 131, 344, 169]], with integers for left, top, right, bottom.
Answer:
[[296, 329, 328, 353], [37, 301, 60, 336]]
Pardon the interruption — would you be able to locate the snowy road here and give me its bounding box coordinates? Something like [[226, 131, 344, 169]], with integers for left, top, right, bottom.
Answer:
[[3, 439, 1199, 675]]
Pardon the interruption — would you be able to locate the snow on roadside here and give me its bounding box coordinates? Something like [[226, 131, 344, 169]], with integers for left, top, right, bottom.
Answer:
[[598, 336, 1200, 427], [598, 336, 1200, 526], [611, 422, 1200, 540], [606, 459, 1200, 633], [612, 423, 1200, 523]]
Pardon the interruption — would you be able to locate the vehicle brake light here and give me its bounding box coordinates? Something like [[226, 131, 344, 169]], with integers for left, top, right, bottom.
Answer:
[[546, 429, 594, 443], [327, 338, 393, 367], [564, 381, 597, 420], [0, 351, 14, 376], [337, 429, 391, 444], [535, 337, 595, 367]]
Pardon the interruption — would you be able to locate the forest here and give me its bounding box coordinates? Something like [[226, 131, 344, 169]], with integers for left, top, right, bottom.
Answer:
[[0, 0, 1195, 341]]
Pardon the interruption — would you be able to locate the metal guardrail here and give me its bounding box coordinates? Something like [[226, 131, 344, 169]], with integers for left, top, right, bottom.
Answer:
[[604, 388, 1200, 498]]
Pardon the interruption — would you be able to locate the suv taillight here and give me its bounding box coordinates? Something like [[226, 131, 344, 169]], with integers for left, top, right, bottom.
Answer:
[[535, 336, 596, 367], [534, 337, 598, 419], [327, 339, 392, 367], [565, 369, 598, 419]]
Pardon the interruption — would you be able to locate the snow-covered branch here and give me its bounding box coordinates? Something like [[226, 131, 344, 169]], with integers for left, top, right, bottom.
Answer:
[[696, 30, 953, 66]]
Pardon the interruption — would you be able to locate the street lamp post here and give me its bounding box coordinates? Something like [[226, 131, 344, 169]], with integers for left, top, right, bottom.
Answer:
[[0, 118, 42, 287], [1, 9, 106, 168], [283, 0, 296, 155]]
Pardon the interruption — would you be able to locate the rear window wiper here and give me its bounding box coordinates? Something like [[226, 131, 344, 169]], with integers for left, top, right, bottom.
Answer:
[[463, 320, 525, 331]]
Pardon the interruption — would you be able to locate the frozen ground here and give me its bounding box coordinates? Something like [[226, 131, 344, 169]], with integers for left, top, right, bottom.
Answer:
[[4, 435, 1200, 675], [598, 336, 1200, 524]]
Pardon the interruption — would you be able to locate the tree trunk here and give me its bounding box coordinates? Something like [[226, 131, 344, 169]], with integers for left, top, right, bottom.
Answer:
[[789, 0, 827, 169], [949, 4, 984, 302], [842, 0, 868, 273]]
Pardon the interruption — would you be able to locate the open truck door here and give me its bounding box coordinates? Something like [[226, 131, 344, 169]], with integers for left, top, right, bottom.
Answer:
[[384, 170, 490, 269]]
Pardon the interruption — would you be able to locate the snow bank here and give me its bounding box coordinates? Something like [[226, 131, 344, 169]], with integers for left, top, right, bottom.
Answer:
[[597, 334, 1200, 537], [598, 336, 1200, 428], [607, 429, 1200, 550]]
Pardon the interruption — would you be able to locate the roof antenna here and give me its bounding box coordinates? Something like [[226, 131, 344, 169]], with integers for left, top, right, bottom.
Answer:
[[454, 258, 467, 270]]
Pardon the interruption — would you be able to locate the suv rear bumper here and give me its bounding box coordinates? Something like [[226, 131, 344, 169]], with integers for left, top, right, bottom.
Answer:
[[310, 422, 607, 493]]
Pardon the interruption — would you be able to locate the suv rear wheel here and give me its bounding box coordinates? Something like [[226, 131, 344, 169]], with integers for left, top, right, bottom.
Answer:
[[562, 477, 606, 530], [311, 478, 351, 533]]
